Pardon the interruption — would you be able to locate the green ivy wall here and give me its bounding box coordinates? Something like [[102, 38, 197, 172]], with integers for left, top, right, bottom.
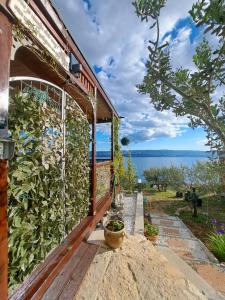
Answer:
[[8, 83, 90, 293]]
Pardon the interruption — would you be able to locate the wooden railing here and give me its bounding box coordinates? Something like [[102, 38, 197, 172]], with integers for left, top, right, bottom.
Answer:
[[96, 160, 112, 203]]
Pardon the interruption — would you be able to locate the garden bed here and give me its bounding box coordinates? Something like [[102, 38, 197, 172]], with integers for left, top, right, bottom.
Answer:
[[143, 190, 225, 262]]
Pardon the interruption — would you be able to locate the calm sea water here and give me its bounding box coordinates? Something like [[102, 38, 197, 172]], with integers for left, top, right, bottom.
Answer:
[[124, 156, 208, 180]]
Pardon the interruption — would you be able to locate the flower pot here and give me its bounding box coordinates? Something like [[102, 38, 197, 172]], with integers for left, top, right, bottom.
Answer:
[[144, 230, 158, 243], [104, 221, 125, 249], [148, 235, 157, 242]]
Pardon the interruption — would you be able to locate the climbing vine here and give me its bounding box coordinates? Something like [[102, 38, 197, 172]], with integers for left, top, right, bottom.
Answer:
[[8, 84, 90, 294], [112, 117, 124, 189], [96, 164, 111, 200], [64, 95, 90, 232]]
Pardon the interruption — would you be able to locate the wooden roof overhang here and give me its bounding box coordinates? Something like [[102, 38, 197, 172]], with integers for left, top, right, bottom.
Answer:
[[2, 0, 119, 123]]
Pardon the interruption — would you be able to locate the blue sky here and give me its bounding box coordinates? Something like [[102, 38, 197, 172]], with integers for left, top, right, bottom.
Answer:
[[53, 0, 209, 151]]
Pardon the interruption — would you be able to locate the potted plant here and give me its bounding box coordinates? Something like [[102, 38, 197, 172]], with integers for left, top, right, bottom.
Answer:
[[144, 223, 159, 242], [104, 220, 125, 249]]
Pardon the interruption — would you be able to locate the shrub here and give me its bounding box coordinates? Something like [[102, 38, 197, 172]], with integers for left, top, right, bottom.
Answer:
[[106, 220, 124, 232], [144, 223, 159, 237], [208, 233, 225, 262]]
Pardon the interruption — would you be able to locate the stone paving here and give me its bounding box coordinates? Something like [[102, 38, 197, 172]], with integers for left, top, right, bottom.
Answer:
[[123, 194, 137, 235], [151, 213, 217, 263], [150, 213, 225, 297]]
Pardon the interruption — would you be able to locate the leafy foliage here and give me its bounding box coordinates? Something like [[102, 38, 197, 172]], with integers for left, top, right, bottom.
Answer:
[[122, 153, 137, 193], [144, 223, 159, 236], [64, 95, 90, 232], [121, 137, 130, 146], [144, 160, 224, 194], [134, 0, 225, 151], [186, 160, 225, 194], [96, 164, 111, 200], [208, 232, 225, 261], [106, 220, 124, 232], [144, 165, 186, 191], [8, 88, 90, 293], [113, 117, 125, 187]]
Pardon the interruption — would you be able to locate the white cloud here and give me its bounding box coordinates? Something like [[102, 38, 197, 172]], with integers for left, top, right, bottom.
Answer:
[[53, 0, 202, 145]]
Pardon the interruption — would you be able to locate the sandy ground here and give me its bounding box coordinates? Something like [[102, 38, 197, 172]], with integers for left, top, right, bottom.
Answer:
[[75, 234, 207, 300]]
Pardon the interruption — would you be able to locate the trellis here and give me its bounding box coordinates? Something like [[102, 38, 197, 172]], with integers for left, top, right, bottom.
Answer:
[[8, 78, 90, 293]]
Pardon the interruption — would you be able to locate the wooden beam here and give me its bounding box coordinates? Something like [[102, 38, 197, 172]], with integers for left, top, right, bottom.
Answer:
[[111, 115, 114, 162], [0, 11, 12, 300], [0, 160, 8, 300], [28, 0, 119, 118], [111, 116, 115, 199], [90, 89, 97, 216]]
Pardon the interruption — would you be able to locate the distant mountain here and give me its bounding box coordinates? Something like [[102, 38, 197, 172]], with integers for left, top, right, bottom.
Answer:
[[96, 150, 211, 158]]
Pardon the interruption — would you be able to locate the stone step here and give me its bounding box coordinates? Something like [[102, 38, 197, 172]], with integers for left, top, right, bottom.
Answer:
[[157, 246, 225, 300]]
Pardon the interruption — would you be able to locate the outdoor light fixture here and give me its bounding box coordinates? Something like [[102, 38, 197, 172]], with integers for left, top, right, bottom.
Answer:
[[70, 63, 83, 78], [0, 138, 15, 160], [69, 52, 82, 78]]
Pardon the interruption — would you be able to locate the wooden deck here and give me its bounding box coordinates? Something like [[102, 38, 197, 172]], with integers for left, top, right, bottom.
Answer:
[[42, 241, 99, 300], [10, 192, 112, 300]]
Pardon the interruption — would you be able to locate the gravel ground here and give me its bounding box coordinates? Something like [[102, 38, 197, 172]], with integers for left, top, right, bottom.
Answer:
[[123, 194, 137, 234]]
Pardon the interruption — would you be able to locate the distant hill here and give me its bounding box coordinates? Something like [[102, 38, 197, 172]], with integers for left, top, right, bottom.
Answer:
[[96, 150, 211, 158]]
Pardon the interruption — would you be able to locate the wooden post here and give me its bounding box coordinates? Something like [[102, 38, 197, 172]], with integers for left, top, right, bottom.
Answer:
[[111, 114, 114, 162], [0, 161, 8, 300], [0, 11, 12, 300], [111, 114, 114, 194], [90, 88, 97, 215]]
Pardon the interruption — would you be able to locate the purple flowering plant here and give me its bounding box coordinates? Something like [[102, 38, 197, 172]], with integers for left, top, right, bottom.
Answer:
[[211, 219, 225, 235], [211, 219, 217, 225], [208, 219, 225, 261]]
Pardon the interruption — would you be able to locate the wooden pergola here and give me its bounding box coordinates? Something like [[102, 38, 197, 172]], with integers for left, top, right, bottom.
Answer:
[[0, 1, 119, 299]]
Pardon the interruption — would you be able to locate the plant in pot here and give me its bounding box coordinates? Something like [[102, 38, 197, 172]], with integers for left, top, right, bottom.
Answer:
[[104, 220, 125, 249], [144, 223, 159, 242]]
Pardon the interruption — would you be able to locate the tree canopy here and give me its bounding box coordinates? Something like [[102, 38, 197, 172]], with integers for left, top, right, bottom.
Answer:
[[121, 137, 130, 146], [122, 153, 137, 193], [133, 0, 225, 151], [143, 165, 186, 191]]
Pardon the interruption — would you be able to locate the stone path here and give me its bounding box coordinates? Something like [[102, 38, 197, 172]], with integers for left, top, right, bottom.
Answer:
[[123, 194, 137, 234], [151, 213, 225, 298]]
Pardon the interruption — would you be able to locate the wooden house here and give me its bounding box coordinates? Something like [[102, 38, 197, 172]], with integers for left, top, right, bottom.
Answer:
[[0, 1, 119, 299]]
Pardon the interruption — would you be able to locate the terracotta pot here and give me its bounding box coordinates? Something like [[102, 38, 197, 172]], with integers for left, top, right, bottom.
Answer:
[[104, 221, 125, 249], [148, 235, 157, 242]]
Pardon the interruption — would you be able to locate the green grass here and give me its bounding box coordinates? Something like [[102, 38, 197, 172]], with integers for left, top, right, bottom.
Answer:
[[179, 211, 208, 224], [164, 201, 187, 215], [200, 195, 225, 225], [144, 189, 179, 201], [208, 233, 225, 262]]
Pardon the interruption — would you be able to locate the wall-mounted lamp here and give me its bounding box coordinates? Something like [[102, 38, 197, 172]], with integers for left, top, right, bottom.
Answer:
[[69, 52, 83, 78], [0, 139, 15, 160], [70, 63, 83, 78]]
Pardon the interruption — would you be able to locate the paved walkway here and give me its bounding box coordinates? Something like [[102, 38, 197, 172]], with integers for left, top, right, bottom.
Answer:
[[151, 213, 225, 298], [123, 194, 137, 234]]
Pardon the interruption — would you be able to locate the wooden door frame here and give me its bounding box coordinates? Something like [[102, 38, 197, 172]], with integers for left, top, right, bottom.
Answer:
[[0, 11, 12, 300]]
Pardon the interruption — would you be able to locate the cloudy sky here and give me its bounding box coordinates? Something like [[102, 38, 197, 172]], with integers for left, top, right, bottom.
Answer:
[[53, 0, 209, 151]]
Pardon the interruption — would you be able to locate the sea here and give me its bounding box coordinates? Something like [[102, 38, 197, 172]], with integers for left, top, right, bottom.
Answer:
[[97, 150, 211, 180]]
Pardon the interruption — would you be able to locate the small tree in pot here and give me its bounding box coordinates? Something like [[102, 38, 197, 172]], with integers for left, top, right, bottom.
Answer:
[[104, 220, 125, 249]]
